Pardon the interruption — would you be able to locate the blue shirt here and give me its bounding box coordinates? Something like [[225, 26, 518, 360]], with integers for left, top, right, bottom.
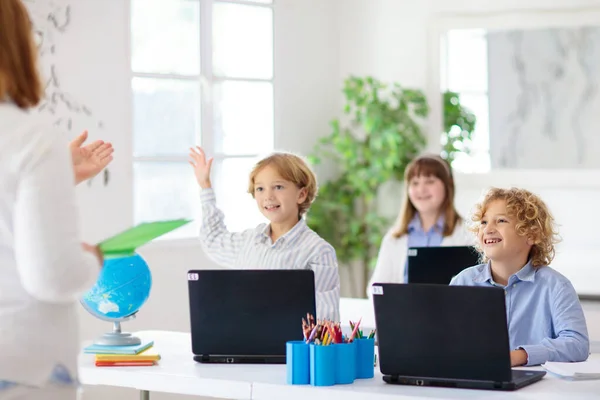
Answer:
[[450, 260, 590, 366], [404, 214, 444, 282]]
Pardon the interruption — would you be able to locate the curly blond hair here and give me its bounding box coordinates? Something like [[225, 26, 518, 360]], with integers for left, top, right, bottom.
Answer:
[[470, 187, 561, 267], [247, 152, 318, 218]]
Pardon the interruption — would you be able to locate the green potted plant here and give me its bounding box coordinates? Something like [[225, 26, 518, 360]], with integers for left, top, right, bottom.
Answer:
[[307, 77, 476, 297], [442, 91, 477, 165]]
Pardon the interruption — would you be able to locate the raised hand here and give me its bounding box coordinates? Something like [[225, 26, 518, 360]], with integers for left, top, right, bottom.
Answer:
[[189, 146, 213, 189], [69, 130, 114, 185]]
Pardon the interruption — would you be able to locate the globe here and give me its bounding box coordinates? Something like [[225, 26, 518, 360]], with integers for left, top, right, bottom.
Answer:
[[81, 253, 152, 346]]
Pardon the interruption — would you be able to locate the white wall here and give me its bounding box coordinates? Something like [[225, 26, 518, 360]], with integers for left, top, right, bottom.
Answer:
[[26, 0, 133, 244], [339, 0, 430, 88], [432, 0, 600, 13]]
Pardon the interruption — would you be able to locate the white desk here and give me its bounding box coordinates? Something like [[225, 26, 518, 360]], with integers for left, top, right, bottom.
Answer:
[[79, 331, 600, 400], [79, 331, 255, 399]]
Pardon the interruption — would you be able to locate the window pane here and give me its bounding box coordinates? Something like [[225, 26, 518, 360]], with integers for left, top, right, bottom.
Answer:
[[131, 0, 200, 75], [450, 93, 491, 173], [214, 81, 274, 155], [213, 3, 273, 79], [459, 93, 490, 151], [133, 77, 200, 157], [446, 29, 488, 92], [134, 162, 200, 239], [211, 157, 267, 233]]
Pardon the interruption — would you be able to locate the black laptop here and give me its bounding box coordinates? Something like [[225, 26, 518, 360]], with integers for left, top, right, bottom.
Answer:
[[407, 246, 480, 284], [187, 269, 316, 364], [371, 283, 546, 390]]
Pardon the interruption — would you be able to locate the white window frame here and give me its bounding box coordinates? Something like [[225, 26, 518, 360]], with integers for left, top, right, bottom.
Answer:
[[130, 0, 275, 238]]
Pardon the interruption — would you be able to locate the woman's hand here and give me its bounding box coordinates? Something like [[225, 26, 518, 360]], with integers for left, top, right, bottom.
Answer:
[[189, 146, 213, 189], [70, 130, 114, 185]]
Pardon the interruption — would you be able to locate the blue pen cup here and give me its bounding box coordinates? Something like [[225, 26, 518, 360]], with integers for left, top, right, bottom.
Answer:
[[286, 341, 310, 385], [334, 342, 356, 384], [309, 344, 336, 386], [355, 338, 375, 379]]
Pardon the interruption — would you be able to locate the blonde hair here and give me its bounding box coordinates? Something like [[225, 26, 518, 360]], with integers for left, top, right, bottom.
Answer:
[[247, 152, 318, 217], [0, 0, 44, 109], [391, 154, 461, 238], [470, 187, 560, 267]]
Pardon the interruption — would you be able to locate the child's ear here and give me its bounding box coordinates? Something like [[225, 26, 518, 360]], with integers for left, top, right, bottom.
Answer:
[[526, 236, 536, 246], [297, 187, 308, 204]]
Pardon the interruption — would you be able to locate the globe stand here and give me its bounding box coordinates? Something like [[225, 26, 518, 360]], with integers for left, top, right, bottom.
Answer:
[[94, 314, 141, 346]]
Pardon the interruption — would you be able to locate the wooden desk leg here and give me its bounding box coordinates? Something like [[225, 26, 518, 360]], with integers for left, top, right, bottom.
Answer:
[[140, 390, 150, 400]]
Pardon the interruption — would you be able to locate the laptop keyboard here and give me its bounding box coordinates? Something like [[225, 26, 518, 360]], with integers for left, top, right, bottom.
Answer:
[[512, 369, 541, 381]]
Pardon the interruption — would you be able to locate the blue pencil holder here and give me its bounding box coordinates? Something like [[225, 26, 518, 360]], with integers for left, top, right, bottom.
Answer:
[[309, 343, 336, 386], [355, 338, 375, 379], [286, 341, 310, 385], [334, 342, 356, 384]]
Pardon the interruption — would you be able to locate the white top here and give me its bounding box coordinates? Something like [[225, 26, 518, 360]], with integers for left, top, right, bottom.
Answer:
[[0, 103, 99, 386], [79, 331, 600, 400], [367, 221, 474, 296], [199, 188, 340, 321]]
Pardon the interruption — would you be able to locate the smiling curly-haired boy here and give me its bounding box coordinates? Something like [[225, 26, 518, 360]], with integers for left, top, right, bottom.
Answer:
[[450, 187, 589, 367]]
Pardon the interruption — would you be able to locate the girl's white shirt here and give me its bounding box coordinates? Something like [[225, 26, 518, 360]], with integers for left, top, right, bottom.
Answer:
[[367, 220, 474, 297]]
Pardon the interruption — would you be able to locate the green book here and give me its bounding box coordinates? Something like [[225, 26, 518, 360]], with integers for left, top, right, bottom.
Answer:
[[99, 219, 192, 258]]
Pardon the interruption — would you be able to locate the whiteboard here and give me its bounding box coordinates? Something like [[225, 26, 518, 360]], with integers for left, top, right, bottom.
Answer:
[[23, 0, 133, 242]]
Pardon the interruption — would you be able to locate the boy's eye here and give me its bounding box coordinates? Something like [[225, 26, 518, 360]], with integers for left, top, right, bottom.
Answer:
[[480, 220, 487, 225], [255, 187, 263, 192], [275, 185, 284, 190]]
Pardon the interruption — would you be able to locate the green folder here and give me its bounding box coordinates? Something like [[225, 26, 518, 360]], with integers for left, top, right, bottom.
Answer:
[[99, 219, 192, 258]]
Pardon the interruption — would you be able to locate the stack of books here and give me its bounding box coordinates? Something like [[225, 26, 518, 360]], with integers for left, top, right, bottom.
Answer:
[[83, 339, 160, 367]]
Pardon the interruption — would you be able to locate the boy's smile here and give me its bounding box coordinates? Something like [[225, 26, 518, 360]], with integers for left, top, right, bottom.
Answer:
[[264, 204, 280, 212], [483, 237, 502, 245], [478, 199, 533, 269]]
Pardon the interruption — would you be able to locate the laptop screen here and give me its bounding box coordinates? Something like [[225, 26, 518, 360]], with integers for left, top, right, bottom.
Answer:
[[187, 269, 316, 358], [407, 246, 480, 284], [372, 283, 512, 382]]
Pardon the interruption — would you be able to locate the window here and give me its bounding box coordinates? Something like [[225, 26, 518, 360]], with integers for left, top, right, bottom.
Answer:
[[131, 0, 274, 239], [442, 29, 491, 173]]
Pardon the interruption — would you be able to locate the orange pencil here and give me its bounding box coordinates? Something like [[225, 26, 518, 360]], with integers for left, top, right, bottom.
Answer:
[[348, 317, 362, 342]]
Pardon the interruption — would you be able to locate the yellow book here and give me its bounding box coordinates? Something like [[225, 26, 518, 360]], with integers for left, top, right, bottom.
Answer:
[[95, 349, 161, 362]]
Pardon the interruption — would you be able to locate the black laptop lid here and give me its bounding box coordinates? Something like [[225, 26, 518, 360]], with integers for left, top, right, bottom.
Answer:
[[407, 246, 480, 284], [372, 283, 512, 382], [187, 269, 316, 358]]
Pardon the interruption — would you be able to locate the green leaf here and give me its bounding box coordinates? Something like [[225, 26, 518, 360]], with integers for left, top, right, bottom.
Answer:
[[441, 90, 477, 165]]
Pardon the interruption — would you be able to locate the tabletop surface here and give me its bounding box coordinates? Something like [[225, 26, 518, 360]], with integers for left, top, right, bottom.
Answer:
[[79, 330, 600, 400]]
